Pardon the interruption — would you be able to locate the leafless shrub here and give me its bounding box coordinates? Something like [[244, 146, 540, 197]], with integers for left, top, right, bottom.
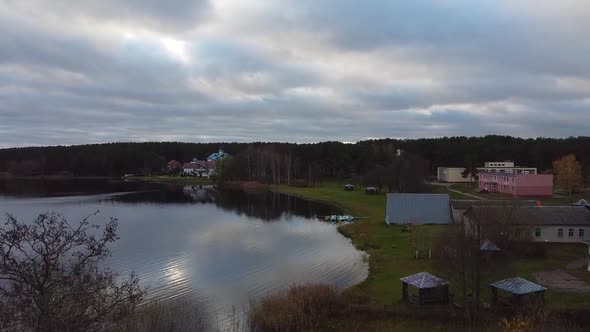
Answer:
[[249, 284, 343, 332], [0, 212, 144, 331]]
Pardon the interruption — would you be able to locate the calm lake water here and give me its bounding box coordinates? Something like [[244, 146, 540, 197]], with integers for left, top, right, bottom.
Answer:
[[0, 179, 368, 328]]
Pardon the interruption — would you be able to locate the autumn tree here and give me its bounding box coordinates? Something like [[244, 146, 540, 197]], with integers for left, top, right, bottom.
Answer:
[[553, 154, 583, 195], [0, 212, 144, 332]]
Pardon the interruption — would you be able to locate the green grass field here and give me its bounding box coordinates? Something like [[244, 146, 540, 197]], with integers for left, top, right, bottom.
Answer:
[[271, 181, 590, 311]]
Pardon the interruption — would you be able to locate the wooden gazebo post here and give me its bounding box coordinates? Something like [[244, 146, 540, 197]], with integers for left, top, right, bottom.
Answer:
[[402, 282, 408, 301]]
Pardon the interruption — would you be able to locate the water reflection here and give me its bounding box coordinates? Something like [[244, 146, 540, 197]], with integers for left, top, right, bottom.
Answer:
[[0, 180, 367, 330]]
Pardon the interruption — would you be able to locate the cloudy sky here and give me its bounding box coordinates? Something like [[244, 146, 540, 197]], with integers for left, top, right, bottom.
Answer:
[[1, 0, 589, 147]]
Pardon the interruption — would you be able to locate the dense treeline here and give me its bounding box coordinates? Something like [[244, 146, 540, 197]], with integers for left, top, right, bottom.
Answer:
[[0, 136, 589, 180]]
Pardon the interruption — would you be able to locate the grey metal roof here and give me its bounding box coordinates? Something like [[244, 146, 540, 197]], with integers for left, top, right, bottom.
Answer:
[[469, 206, 590, 226], [400, 272, 449, 289], [451, 200, 539, 211], [480, 239, 500, 251], [490, 277, 546, 294], [386, 193, 451, 224], [572, 199, 590, 207]]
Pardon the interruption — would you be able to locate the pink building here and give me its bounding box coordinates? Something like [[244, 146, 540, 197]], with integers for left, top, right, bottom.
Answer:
[[478, 171, 553, 196]]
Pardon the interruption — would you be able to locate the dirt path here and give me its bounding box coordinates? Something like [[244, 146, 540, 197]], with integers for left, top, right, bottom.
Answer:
[[447, 188, 486, 200], [533, 270, 590, 292]]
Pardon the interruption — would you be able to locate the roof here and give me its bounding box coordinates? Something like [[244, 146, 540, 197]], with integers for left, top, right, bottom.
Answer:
[[401, 272, 449, 289], [386, 193, 451, 225], [207, 148, 228, 161], [468, 206, 590, 226], [451, 200, 539, 211], [344, 183, 354, 187], [572, 199, 590, 207], [480, 239, 500, 251], [490, 277, 546, 294]]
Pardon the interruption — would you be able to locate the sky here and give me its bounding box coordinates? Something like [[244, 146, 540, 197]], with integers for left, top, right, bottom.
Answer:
[[1, 0, 589, 148]]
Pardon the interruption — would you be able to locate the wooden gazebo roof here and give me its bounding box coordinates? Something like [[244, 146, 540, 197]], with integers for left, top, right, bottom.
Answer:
[[480, 239, 500, 251], [490, 277, 546, 295], [400, 272, 449, 289]]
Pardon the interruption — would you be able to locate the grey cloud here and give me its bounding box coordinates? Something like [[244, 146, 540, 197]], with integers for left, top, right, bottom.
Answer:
[[7, 0, 211, 32], [0, 0, 589, 147]]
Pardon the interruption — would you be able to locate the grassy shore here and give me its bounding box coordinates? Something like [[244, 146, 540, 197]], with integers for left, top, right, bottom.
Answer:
[[271, 182, 447, 305], [134, 175, 213, 185]]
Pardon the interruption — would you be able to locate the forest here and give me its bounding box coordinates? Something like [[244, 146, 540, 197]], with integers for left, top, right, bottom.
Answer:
[[0, 136, 588, 182]]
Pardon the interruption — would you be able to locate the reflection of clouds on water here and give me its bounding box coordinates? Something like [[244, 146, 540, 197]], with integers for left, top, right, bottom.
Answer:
[[0, 182, 368, 330], [189, 215, 367, 305]]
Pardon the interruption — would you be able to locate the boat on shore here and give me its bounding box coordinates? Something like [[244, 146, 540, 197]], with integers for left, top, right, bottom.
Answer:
[[318, 215, 367, 223]]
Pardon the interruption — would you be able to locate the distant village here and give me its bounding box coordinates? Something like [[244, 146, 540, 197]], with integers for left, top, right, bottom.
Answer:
[[165, 148, 229, 178]]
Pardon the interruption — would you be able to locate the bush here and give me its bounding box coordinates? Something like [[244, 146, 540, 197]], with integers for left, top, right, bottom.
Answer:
[[111, 299, 209, 332], [508, 242, 547, 257], [249, 284, 343, 332]]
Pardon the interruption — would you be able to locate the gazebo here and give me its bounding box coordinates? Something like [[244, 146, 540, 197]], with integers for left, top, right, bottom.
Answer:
[[490, 277, 546, 312], [344, 183, 355, 191], [401, 272, 450, 305], [480, 239, 500, 251]]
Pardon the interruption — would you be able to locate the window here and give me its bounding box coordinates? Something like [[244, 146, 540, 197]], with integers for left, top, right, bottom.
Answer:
[[580, 229, 585, 238], [568, 228, 574, 238], [558, 228, 563, 238], [535, 228, 541, 237]]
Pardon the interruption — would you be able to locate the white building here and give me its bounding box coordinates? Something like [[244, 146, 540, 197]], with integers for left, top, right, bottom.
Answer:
[[437, 167, 469, 182], [464, 206, 590, 244], [478, 161, 536, 175]]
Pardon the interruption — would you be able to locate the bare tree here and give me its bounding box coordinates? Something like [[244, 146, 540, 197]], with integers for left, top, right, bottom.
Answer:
[[434, 204, 520, 322], [0, 212, 143, 332]]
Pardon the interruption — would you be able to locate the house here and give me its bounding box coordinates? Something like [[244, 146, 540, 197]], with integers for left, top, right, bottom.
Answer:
[[478, 161, 537, 175], [207, 148, 229, 161], [183, 159, 216, 178], [437, 167, 469, 183], [437, 161, 536, 183], [478, 171, 553, 196], [464, 206, 590, 243], [166, 160, 182, 174], [386, 193, 452, 225]]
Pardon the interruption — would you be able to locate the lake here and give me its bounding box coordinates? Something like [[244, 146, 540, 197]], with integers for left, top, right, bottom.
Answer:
[[0, 179, 368, 328]]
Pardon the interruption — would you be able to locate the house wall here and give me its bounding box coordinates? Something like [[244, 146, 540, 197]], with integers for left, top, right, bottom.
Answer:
[[476, 167, 537, 174], [515, 174, 553, 196], [530, 225, 590, 243], [437, 167, 468, 182], [478, 173, 553, 197]]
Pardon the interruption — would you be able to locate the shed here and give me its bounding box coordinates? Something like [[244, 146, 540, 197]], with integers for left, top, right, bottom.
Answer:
[[401, 272, 450, 305], [386, 193, 451, 225], [365, 186, 378, 194], [490, 277, 546, 312], [344, 183, 355, 191]]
